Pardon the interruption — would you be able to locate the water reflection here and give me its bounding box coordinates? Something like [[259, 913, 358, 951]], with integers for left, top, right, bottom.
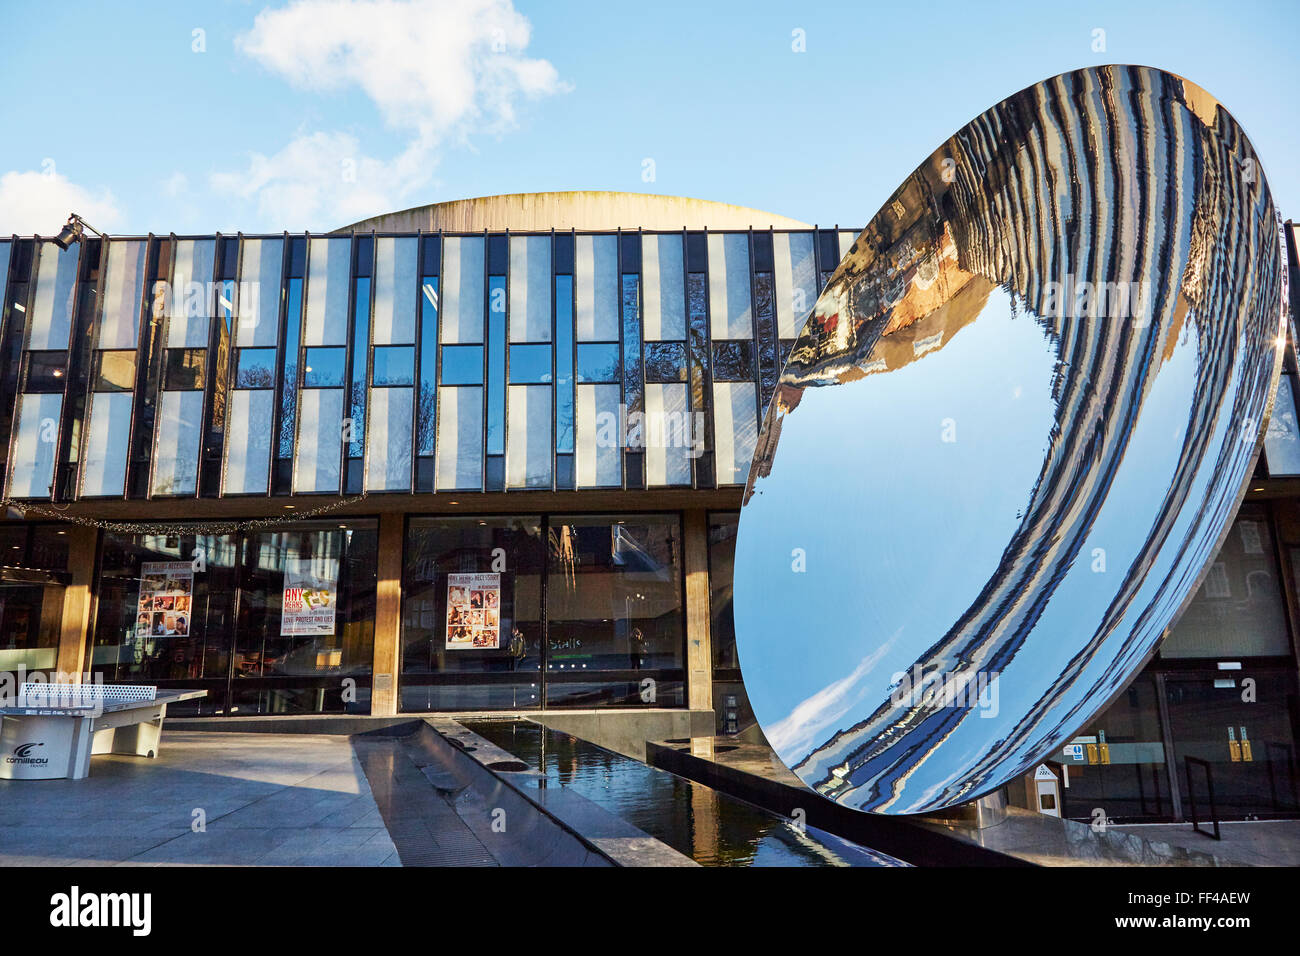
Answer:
[[735, 66, 1285, 814], [461, 720, 902, 866]]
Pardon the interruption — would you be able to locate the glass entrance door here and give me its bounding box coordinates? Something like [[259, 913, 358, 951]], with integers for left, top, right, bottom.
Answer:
[[1164, 670, 1300, 818]]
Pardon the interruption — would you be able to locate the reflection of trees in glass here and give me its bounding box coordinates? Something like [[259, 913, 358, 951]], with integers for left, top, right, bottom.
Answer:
[[416, 382, 437, 456], [278, 363, 297, 459]]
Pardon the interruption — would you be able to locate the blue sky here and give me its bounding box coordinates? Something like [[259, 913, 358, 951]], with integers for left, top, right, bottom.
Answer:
[[1, 0, 1295, 235]]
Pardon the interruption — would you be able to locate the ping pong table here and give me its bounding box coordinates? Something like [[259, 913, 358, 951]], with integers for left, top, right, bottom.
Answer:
[[0, 684, 206, 780]]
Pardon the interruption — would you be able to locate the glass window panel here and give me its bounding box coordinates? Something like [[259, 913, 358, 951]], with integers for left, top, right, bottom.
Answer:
[[838, 230, 857, 262], [89, 528, 238, 709], [509, 343, 551, 383], [488, 275, 506, 456], [223, 388, 274, 495], [545, 515, 685, 708], [97, 240, 147, 349], [0, 242, 9, 296], [418, 277, 439, 455], [162, 348, 206, 390], [151, 390, 203, 495], [7, 392, 62, 498], [27, 242, 78, 351], [1264, 375, 1300, 476], [91, 350, 137, 391], [773, 232, 816, 339], [441, 345, 483, 385], [712, 340, 755, 381], [708, 513, 740, 670], [373, 345, 415, 386], [399, 516, 543, 712], [235, 237, 283, 348], [712, 381, 757, 485], [235, 347, 278, 388], [349, 276, 370, 457], [292, 387, 343, 492], [166, 239, 215, 348], [80, 391, 133, 497], [508, 235, 551, 343], [575, 234, 619, 341], [644, 341, 687, 382], [1161, 510, 1291, 658], [279, 276, 303, 459], [506, 384, 551, 489], [372, 236, 417, 345], [575, 382, 622, 488], [622, 274, 642, 431], [365, 386, 413, 491], [645, 383, 691, 486], [25, 351, 68, 391], [555, 275, 574, 453], [576, 343, 619, 383], [435, 385, 483, 490], [302, 347, 346, 387], [230, 523, 378, 714], [641, 233, 686, 341], [440, 236, 484, 344], [707, 233, 752, 341], [303, 237, 351, 346]]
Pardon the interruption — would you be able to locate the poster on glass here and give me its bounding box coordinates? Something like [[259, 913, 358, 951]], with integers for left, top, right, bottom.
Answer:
[[446, 572, 501, 650], [281, 557, 339, 636], [135, 561, 194, 638]]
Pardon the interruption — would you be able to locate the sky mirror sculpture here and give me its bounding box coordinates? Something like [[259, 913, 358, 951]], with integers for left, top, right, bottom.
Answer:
[[734, 64, 1286, 815]]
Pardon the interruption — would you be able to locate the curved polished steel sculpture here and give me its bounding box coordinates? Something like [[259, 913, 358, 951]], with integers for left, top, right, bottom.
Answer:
[[734, 65, 1286, 814]]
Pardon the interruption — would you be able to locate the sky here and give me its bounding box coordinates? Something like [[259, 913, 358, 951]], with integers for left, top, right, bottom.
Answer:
[[0, 0, 1296, 236]]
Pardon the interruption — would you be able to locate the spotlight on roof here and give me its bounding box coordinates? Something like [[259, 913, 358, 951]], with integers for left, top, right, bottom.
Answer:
[[50, 213, 103, 250]]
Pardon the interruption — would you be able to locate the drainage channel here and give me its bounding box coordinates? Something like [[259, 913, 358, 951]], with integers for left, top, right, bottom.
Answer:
[[459, 718, 906, 867]]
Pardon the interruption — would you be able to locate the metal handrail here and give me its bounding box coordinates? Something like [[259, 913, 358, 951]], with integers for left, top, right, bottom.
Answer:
[[1184, 755, 1220, 840]]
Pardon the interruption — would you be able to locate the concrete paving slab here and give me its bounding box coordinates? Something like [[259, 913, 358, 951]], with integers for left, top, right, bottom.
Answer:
[[0, 731, 399, 867]]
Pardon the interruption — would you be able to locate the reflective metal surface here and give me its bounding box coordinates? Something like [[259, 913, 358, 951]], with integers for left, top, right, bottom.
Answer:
[[734, 65, 1286, 814]]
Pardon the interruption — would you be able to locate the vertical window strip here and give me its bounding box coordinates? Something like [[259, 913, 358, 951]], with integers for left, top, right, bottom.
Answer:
[[373, 236, 417, 346], [440, 236, 485, 344], [487, 274, 506, 456], [27, 242, 79, 351], [348, 275, 370, 459], [575, 234, 619, 342], [641, 233, 686, 341], [509, 235, 551, 343], [706, 233, 752, 341], [505, 383, 551, 488], [418, 274, 439, 456], [236, 237, 284, 348], [555, 274, 575, 454], [303, 236, 351, 346], [436, 384, 483, 490], [278, 276, 303, 460]]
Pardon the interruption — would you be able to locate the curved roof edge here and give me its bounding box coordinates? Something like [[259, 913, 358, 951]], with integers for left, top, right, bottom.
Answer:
[[335, 190, 811, 233]]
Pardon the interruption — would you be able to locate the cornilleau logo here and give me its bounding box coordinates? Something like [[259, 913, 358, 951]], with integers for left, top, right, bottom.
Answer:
[[6, 742, 47, 765]]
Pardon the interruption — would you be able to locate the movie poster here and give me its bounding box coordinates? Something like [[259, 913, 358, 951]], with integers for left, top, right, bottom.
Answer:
[[445, 572, 501, 650], [135, 561, 194, 639], [281, 558, 339, 636]]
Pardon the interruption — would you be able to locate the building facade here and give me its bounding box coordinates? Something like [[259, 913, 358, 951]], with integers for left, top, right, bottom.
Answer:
[[0, 193, 1297, 823]]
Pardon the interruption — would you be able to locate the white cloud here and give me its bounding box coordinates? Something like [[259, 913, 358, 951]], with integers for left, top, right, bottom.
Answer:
[[210, 130, 413, 231], [0, 169, 121, 236], [765, 644, 894, 763], [162, 172, 189, 198], [213, 0, 569, 230]]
